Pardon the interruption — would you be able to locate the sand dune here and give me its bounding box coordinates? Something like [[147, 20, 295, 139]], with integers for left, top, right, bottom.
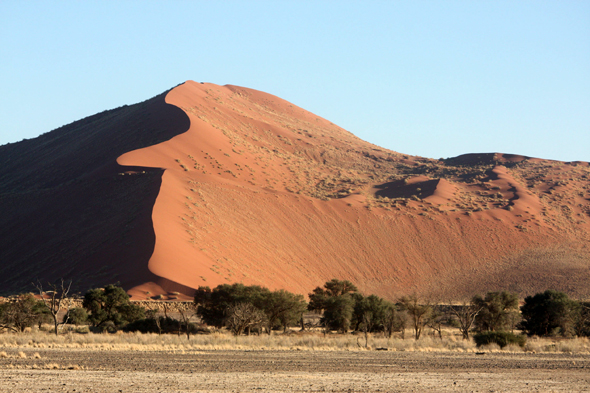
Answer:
[[118, 81, 590, 299], [1, 81, 589, 300]]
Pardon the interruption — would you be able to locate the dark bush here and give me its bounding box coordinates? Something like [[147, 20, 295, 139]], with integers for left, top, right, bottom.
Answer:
[[520, 290, 579, 337], [473, 331, 526, 348], [125, 316, 182, 334], [83, 284, 145, 328]]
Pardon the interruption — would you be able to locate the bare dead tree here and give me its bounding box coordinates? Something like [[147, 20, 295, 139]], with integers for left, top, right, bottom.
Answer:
[[177, 302, 196, 340], [145, 307, 162, 335], [225, 302, 266, 336], [400, 294, 432, 340], [449, 301, 482, 340], [361, 311, 374, 348], [427, 304, 446, 339], [35, 279, 72, 336]]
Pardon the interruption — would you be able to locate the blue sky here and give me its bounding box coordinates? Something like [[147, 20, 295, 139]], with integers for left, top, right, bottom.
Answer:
[[1, 1, 588, 161]]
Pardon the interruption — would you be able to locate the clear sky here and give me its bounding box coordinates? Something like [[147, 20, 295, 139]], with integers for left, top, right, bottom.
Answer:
[[1, 1, 588, 162]]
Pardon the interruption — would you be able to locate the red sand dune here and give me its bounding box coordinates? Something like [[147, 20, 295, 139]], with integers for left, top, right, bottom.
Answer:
[[1, 81, 589, 300]]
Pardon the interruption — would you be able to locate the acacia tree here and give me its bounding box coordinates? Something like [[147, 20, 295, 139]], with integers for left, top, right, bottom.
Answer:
[[83, 284, 144, 329], [308, 279, 358, 312], [574, 302, 590, 337], [352, 295, 386, 330], [400, 294, 432, 340], [427, 304, 447, 339], [383, 304, 406, 339], [308, 279, 358, 333], [520, 290, 579, 337], [473, 291, 519, 332], [35, 279, 72, 336], [0, 294, 40, 332], [261, 290, 307, 334], [177, 302, 196, 340]]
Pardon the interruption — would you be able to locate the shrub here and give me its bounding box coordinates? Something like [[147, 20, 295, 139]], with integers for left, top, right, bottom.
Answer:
[[64, 307, 88, 326], [473, 331, 527, 348]]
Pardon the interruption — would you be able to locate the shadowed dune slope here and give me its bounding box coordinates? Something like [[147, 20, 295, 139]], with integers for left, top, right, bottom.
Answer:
[[0, 90, 190, 294], [1, 80, 589, 299]]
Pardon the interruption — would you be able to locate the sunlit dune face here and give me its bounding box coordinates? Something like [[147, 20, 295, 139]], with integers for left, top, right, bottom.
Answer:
[[119, 81, 590, 300]]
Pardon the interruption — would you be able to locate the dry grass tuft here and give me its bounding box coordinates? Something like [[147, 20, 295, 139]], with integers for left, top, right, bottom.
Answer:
[[66, 364, 82, 370], [0, 330, 588, 354]]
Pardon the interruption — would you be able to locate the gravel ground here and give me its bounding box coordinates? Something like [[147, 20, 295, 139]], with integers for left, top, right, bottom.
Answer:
[[1, 348, 589, 392]]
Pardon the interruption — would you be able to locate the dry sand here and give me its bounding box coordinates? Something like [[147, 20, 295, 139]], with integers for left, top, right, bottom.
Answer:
[[117, 81, 590, 300]]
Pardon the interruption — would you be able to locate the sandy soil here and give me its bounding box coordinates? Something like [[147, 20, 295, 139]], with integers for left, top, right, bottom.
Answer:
[[2, 348, 589, 392]]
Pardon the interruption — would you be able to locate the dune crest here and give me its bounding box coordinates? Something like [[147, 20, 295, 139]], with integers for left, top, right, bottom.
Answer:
[[1, 81, 589, 299], [118, 81, 590, 299]]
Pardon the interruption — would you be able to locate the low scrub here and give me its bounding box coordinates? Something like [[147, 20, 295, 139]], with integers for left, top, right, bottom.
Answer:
[[473, 331, 526, 349]]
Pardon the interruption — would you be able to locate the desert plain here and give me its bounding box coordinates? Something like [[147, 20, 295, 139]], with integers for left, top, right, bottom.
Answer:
[[1, 331, 590, 392]]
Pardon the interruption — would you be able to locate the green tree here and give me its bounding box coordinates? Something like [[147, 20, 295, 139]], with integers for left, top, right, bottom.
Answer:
[[194, 283, 270, 328], [308, 279, 358, 312], [352, 294, 390, 333], [82, 284, 145, 328], [261, 289, 307, 333], [308, 279, 359, 333], [473, 291, 519, 332], [65, 307, 88, 326], [32, 299, 52, 329], [520, 290, 580, 337], [322, 294, 355, 333]]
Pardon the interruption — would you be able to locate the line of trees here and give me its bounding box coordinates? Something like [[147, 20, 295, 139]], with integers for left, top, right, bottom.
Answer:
[[1, 280, 589, 342], [194, 284, 307, 335], [306, 280, 590, 342]]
